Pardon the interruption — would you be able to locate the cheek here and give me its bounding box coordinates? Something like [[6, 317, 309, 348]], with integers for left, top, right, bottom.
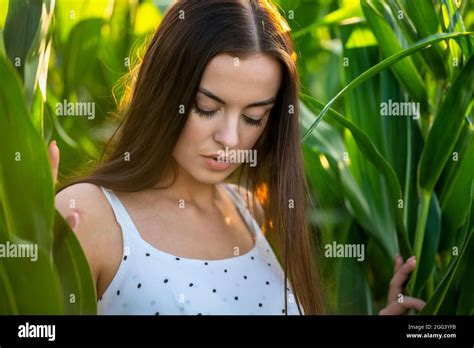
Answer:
[[240, 123, 268, 149], [173, 115, 211, 157]]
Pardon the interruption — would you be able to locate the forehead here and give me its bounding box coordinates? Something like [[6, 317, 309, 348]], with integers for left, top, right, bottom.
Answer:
[[199, 53, 282, 105]]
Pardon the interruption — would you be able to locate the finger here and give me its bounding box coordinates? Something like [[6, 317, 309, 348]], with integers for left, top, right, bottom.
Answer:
[[388, 256, 416, 301], [48, 140, 60, 184], [388, 256, 417, 302], [393, 254, 404, 273], [65, 212, 80, 231], [379, 301, 402, 315], [399, 296, 426, 312], [379, 296, 426, 315]]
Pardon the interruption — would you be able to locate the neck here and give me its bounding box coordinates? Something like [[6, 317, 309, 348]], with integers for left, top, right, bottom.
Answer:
[[155, 162, 223, 212]]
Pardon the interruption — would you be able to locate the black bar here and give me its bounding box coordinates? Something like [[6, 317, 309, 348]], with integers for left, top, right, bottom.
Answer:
[[0, 315, 473, 346]]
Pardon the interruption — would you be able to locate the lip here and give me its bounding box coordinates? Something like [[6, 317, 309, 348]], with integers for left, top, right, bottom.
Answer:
[[203, 152, 230, 162], [204, 153, 223, 159], [202, 155, 232, 171]]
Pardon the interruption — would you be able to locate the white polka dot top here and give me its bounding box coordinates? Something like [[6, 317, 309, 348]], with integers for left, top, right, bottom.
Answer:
[[97, 183, 302, 315]]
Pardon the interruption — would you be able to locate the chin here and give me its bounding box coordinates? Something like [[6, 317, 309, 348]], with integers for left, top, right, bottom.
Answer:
[[189, 164, 241, 184], [192, 171, 230, 184]]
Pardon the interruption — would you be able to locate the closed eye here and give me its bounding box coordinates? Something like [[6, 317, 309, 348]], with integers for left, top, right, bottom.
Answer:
[[243, 115, 264, 127], [194, 105, 217, 118], [194, 104, 265, 127]]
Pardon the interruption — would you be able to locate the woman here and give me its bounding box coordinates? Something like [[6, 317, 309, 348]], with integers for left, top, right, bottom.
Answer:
[[49, 0, 425, 315]]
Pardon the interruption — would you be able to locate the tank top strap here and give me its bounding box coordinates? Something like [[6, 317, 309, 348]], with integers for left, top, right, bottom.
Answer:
[[100, 186, 142, 247], [222, 183, 264, 239]]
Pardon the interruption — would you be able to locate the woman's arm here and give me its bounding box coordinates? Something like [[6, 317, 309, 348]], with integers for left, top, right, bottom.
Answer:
[[48, 142, 104, 299]]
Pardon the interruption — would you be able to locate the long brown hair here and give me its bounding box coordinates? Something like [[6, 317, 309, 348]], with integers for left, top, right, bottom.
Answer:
[[62, 0, 325, 315]]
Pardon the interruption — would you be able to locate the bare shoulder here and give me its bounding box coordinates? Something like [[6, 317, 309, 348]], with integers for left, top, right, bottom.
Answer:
[[56, 183, 105, 212], [226, 183, 266, 228], [55, 183, 123, 296], [55, 183, 114, 230]]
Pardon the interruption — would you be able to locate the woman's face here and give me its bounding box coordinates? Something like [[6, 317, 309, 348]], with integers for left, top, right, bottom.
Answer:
[[172, 53, 282, 184]]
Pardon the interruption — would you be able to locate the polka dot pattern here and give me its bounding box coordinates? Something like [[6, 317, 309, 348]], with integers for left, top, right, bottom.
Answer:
[[97, 184, 303, 315]]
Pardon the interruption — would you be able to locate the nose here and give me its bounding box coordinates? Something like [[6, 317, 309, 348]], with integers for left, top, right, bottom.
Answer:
[[214, 112, 240, 148]]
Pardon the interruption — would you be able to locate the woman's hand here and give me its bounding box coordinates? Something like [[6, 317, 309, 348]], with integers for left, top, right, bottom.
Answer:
[[48, 141, 80, 231], [379, 255, 426, 315]]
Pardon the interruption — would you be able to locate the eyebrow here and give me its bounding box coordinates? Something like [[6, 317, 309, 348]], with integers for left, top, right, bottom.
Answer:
[[198, 87, 276, 108]]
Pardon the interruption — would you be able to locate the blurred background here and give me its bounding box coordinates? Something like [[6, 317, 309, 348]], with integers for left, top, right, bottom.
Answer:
[[0, 0, 473, 315]]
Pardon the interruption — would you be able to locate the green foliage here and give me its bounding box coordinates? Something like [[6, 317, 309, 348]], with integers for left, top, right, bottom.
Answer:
[[0, 0, 167, 315], [287, 0, 474, 314], [0, 0, 472, 315]]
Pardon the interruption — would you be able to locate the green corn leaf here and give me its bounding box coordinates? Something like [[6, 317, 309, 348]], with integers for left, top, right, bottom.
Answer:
[[0, 236, 64, 314], [63, 18, 104, 96], [292, 3, 363, 39], [301, 31, 473, 143], [440, 126, 474, 242], [456, 244, 474, 314], [301, 94, 412, 259], [441, 0, 472, 57], [412, 192, 441, 297], [0, 54, 54, 251], [53, 211, 97, 314], [339, 27, 399, 258], [2, 0, 42, 78], [418, 56, 474, 192], [335, 223, 373, 314], [419, 182, 474, 314], [24, 0, 54, 107], [361, 0, 427, 108], [301, 103, 374, 234], [403, 0, 448, 79]]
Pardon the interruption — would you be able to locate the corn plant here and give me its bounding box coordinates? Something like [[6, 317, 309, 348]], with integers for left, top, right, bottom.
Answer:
[[286, 0, 473, 314], [0, 0, 472, 315], [0, 0, 96, 314], [0, 0, 167, 315]]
